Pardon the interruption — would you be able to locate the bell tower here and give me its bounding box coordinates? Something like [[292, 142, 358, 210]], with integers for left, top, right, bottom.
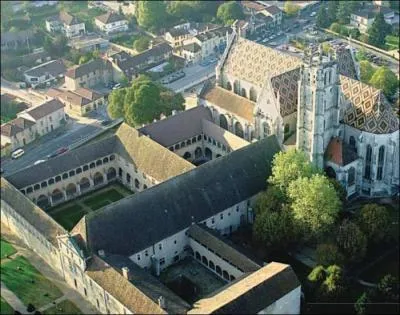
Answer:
[[296, 45, 340, 169]]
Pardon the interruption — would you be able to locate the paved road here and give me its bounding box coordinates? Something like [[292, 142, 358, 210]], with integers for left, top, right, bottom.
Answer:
[[1, 78, 45, 106], [1, 123, 100, 176], [163, 63, 216, 92]]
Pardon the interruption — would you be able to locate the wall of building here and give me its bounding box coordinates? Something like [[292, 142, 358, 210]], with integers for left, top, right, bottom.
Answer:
[[259, 286, 301, 314]]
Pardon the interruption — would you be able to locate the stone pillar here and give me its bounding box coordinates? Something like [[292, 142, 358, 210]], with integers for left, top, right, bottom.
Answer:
[[48, 193, 53, 207], [76, 183, 81, 195], [62, 188, 68, 201]]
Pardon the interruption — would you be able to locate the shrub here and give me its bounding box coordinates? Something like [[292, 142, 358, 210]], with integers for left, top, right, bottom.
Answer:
[[316, 243, 345, 266]]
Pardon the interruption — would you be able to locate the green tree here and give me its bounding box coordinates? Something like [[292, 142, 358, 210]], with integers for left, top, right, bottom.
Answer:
[[216, 1, 244, 25], [336, 220, 367, 263], [321, 265, 346, 299], [339, 25, 349, 36], [137, 1, 167, 32], [254, 185, 287, 216], [356, 47, 368, 61], [134, 36, 150, 52], [119, 75, 129, 88], [316, 243, 345, 267], [268, 149, 320, 194], [107, 88, 127, 119], [316, 4, 330, 28], [377, 274, 399, 302], [288, 175, 341, 238], [357, 204, 391, 243], [283, 1, 301, 16], [308, 265, 326, 283], [349, 28, 361, 40], [330, 22, 341, 33], [355, 292, 370, 315], [321, 42, 333, 55], [44, 34, 68, 58], [328, 178, 347, 203], [337, 1, 359, 24], [368, 12, 391, 48], [369, 66, 399, 98], [360, 60, 376, 83], [327, 1, 339, 25]]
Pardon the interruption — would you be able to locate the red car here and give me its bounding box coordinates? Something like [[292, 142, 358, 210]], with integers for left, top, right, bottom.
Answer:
[[56, 147, 69, 155]]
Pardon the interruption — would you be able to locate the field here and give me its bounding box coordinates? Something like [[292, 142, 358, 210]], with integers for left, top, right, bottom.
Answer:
[[48, 184, 132, 230], [43, 300, 82, 315], [0, 297, 13, 315], [0, 256, 63, 308], [1, 239, 16, 259]]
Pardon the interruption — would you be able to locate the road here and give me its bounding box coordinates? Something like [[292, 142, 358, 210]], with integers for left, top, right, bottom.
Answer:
[[163, 62, 216, 93], [0, 78, 45, 106]]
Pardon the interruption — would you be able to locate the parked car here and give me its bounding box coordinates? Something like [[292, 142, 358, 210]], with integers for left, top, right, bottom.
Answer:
[[56, 147, 69, 155], [47, 152, 58, 159], [101, 119, 112, 126], [112, 83, 121, 90], [34, 159, 46, 165], [11, 149, 25, 160]]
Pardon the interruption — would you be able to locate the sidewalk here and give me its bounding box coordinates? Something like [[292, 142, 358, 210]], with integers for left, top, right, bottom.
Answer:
[[1, 282, 27, 314], [1, 224, 98, 314]]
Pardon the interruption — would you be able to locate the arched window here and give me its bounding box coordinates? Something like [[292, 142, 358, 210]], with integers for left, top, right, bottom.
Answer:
[[69, 170, 75, 177], [219, 115, 228, 130], [364, 145, 372, 180], [90, 162, 95, 169], [377, 146, 385, 180], [233, 80, 240, 95], [62, 173, 68, 179], [226, 81, 232, 91], [174, 144, 180, 150], [234, 122, 244, 138], [263, 122, 271, 137], [103, 157, 109, 163], [126, 173, 131, 183], [83, 165, 89, 171], [26, 187, 33, 194], [76, 167, 82, 174], [55, 176, 61, 183], [135, 178, 140, 189], [348, 167, 355, 186], [41, 182, 47, 188], [34, 184, 40, 191], [249, 87, 257, 102], [48, 178, 55, 185], [110, 154, 115, 161], [96, 159, 102, 166], [324, 72, 328, 85], [241, 88, 247, 98]]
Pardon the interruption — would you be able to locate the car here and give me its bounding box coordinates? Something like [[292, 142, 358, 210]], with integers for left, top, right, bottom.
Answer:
[[101, 119, 112, 126], [11, 148, 24, 160], [112, 83, 121, 90], [34, 159, 46, 165], [47, 152, 58, 159], [56, 147, 68, 155]]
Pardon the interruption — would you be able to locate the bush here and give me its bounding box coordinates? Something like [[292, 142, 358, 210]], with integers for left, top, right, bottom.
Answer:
[[339, 25, 349, 37], [349, 28, 361, 40], [27, 304, 36, 312], [330, 23, 341, 34], [316, 243, 345, 266]]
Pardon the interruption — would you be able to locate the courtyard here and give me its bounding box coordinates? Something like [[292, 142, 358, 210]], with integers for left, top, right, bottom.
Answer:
[[160, 257, 226, 304], [48, 183, 133, 231]]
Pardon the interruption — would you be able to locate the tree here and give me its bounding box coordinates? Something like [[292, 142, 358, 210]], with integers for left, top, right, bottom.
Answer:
[[339, 25, 349, 36], [322, 265, 345, 295], [327, 1, 339, 25], [315, 243, 345, 267], [107, 88, 127, 119], [268, 149, 320, 194], [321, 42, 333, 55], [349, 28, 361, 40], [254, 185, 287, 216], [217, 1, 244, 26], [316, 4, 330, 28], [356, 47, 367, 61], [288, 175, 341, 237], [44, 34, 68, 58], [330, 22, 341, 33], [355, 292, 370, 315], [283, 1, 301, 16], [308, 265, 326, 283], [368, 12, 391, 48], [119, 75, 129, 88], [134, 36, 150, 52], [357, 204, 391, 244], [359, 60, 376, 83], [137, 1, 167, 32], [336, 220, 367, 263], [328, 178, 346, 203], [337, 1, 359, 24], [369, 66, 399, 98], [377, 274, 399, 302]]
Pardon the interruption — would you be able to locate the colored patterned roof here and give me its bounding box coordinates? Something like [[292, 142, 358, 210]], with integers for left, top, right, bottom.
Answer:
[[223, 37, 302, 88], [340, 75, 399, 134], [336, 47, 358, 80], [270, 68, 300, 117], [325, 137, 358, 166]]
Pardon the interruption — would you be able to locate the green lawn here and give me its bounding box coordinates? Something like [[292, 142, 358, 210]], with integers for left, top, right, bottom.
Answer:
[[386, 35, 399, 50], [0, 256, 63, 308], [1, 240, 16, 259], [0, 297, 13, 315], [50, 204, 86, 231], [83, 189, 125, 210], [43, 300, 81, 315]]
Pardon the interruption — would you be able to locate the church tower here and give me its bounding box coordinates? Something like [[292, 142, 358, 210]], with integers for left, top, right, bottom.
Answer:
[[296, 45, 340, 169]]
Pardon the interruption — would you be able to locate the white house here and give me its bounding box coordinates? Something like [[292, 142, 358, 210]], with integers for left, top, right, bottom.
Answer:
[[350, 6, 395, 33], [94, 12, 128, 35], [45, 11, 86, 38], [23, 59, 66, 89]]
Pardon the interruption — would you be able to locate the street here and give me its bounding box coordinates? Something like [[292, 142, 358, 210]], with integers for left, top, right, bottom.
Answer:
[[1, 78, 46, 106]]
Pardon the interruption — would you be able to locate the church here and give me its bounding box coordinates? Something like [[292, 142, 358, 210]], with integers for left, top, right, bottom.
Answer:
[[199, 30, 399, 198]]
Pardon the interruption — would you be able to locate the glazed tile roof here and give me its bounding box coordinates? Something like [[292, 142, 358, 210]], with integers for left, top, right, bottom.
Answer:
[[325, 137, 358, 166], [335, 47, 358, 80], [270, 68, 300, 117], [340, 75, 399, 134], [223, 37, 302, 88]]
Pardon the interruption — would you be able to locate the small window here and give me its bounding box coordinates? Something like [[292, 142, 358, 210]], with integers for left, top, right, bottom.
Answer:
[[137, 254, 141, 261], [96, 160, 102, 166], [126, 173, 131, 183], [76, 167, 82, 174], [236, 206, 239, 212], [175, 144, 180, 150], [34, 184, 40, 191], [48, 178, 55, 185], [197, 135, 202, 141], [62, 173, 68, 179], [174, 240, 177, 244], [159, 244, 162, 250], [135, 179, 139, 188], [192, 137, 197, 143], [103, 157, 109, 163], [55, 176, 61, 182], [83, 165, 89, 171], [204, 135, 207, 140], [89, 162, 95, 169], [220, 213, 223, 220], [69, 170, 75, 177], [160, 258, 165, 265], [211, 217, 215, 224], [145, 250, 148, 257], [118, 168, 123, 177], [41, 182, 47, 188], [143, 184, 147, 189], [27, 187, 33, 193], [110, 154, 115, 161]]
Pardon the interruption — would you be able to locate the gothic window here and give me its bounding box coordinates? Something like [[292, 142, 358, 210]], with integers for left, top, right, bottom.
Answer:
[[349, 136, 356, 151], [364, 145, 372, 180], [263, 122, 271, 137], [324, 72, 328, 85], [249, 87, 257, 102], [226, 81, 232, 91], [377, 146, 385, 180], [233, 80, 240, 95], [348, 167, 355, 186], [241, 88, 247, 98]]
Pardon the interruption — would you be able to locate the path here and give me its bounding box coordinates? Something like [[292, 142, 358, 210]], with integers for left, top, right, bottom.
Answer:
[[1, 224, 98, 314], [1, 282, 27, 314]]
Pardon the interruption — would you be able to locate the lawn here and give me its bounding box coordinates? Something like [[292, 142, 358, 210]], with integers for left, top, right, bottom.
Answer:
[[43, 300, 81, 315], [50, 204, 86, 231], [386, 35, 399, 51], [83, 188, 125, 210], [1, 240, 16, 259], [0, 297, 13, 315], [0, 256, 63, 308]]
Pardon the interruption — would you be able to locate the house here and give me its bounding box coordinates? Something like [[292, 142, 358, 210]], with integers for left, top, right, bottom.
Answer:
[[241, 1, 267, 14], [64, 58, 113, 90], [350, 6, 395, 33], [1, 99, 65, 150], [165, 27, 192, 48], [47, 87, 105, 117], [179, 43, 202, 64], [23, 60, 66, 89], [1, 30, 34, 51], [260, 5, 283, 28], [69, 35, 110, 53], [95, 12, 129, 34], [45, 11, 86, 38]]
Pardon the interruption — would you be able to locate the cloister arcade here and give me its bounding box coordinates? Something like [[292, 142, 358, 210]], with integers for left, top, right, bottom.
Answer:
[[193, 250, 237, 283]]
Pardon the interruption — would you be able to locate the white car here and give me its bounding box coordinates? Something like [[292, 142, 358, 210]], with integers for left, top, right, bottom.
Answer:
[[262, 38, 268, 43], [34, 159, 46, 165]]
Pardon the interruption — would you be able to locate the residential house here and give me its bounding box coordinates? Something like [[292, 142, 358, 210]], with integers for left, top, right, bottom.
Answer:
[[165, 27, 192, 48], [179, 43, 202, 64], [45, 11, 86, 38], [95, 12, 129, 34], [350, 6, 395, 33], [241, 1, 267, 14], [260, 5, 283, 28], [69, 35, 110, 53], [64, 58, 113, 90], [23, 59, 66, 89], [47, 87, 105, 117], [1, 30, 34, 51], [1, 118, 36, 151]]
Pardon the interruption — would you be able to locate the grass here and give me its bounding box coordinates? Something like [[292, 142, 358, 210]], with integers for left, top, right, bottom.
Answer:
[[0, 256, 63, 308], [50, 204, 86, 231], [1, 240, 16, 259], [386, 35, 399, 51], [43, 300, 82, 315], [0, 297, 14, 315], [83, 189, 124, 210]]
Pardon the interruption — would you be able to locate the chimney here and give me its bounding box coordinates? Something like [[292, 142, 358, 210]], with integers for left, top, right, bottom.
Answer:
[[98, 249, 105, 257], [158, 296, 166, 309], [122, 267, 131, 280]]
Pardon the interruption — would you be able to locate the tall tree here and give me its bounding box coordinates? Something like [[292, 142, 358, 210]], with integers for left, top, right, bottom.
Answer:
[[359, 60, 376, 83], [336, 220, 367, 263], [315, 243, 345, 267], [288, 175, 341, 238], [337, 1, 359, 24], [107, 88, 127, 119], [217, 1, 244, 25], [369, 66, 399, 98], [368, 12, 391, 48], [327, 1, 339, 25], [254, 185, 287, 216], [357, 204, 391, 244], [283, 1, 301, 17], [316, 5, 330, 28], [137, 1, 167, 32], [133, 36, 150, 52]]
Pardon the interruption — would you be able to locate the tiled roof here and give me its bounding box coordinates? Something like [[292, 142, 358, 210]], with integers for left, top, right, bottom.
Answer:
[[223, 37, 302, 87], [96, 12, 126, 24], [352, 6, 394, 19], [188, 224, 261, 273], [1, 117, 35, 137], [138, 106, 213, 147], [263, 5, 282, 15], [325, 137, 358, 166], [74, 135, 280, 256], [65, 59, 111, 79], [24, 59, 66, 78], [188, 262, 300, 314], [73, 87, 103, 101], [340, 75, 399, 134], [55, 88, 103, 106], [335, 47, 358, 80], [59, 11, 80, 26], [200, 84, 255, 122], [270, 68, 300, 117], [241, 1, 266, 11], [23, 99, 64, 120], [167, 27, 190, 38], [1, 177, 66, 246]]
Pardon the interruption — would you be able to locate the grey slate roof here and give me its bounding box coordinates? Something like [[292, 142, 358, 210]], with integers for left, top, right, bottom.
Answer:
[[24, 59, 66, 78], [65, 58, 110, 79], [188, 224, 261, 272], [6, 135, 116, 189], [76, 135, 281, 256], [23, 99, 64, 120], [96, 12, 126, 24], [138, 106, 213, 147]]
